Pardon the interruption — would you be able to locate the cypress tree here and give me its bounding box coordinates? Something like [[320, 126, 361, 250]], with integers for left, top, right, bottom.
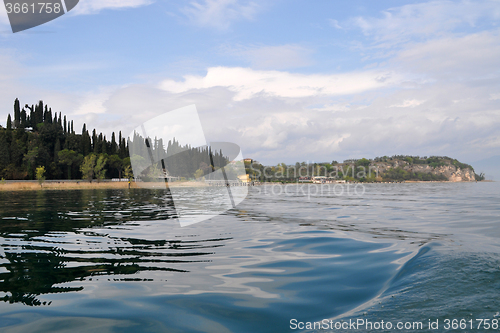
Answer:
[[71, 120, 74, 134], [38, 102, 43, 123], [6, 114, 12, 130], [64, 115, 67, 134], [96, 133, 103, 154], [111, 132, 117, 154], [118, 131, 125, 158], [85, 131, 91, 155], [14, 99, 20, 128], [101, 137, 107, 154], [92, 129, 98, 153], [35, 101, 43, 125], [21, 109, 27, 128], [44, 105, 50, 124], [26, 104, 34, 128], [120, 137, 127, 158]]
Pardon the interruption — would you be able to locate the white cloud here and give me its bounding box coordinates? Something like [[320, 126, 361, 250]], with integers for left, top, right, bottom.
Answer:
[[70, 70, 496, 165], [395, 30, 500, 79], [71, 0, 154, 15], [329, 19, 342, 30], [351, 0, 500, 45], [74, 88, 119, 115], [2, 0, 500, 165], [2, 68, 496, 165], [180, 0, 260, 29], [159, 66, 401, 101], [390, 99, 425, 108]]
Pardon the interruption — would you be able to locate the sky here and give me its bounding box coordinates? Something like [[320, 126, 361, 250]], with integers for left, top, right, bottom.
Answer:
[[1, 0, 500, 175]]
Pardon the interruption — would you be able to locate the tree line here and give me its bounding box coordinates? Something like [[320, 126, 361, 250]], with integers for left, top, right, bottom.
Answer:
[[244, 155, 484, 182], [128, 132, 229, 180], [0, 99, 130, 181], [0, 99, 231, 182]]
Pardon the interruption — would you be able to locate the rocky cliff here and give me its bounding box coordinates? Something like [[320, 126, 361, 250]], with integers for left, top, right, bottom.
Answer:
[[373, 160, 476, 182]]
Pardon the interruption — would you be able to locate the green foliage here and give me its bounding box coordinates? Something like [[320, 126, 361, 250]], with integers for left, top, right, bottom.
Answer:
[[0, 99, 129, 180], [36, 166, 46, 187], [356, 158, 371, 168], [94, 155, 107, 182], [429, 161, 446, 168], [128, 134, 228, 180], [58, 149, 78, 179], [80, 154, 97, 182], [194, 168, 204, 179], [10, 138, 25, 167], [383, 167, 448, 181], [0, 132, 10, 171], [404, 156, 413, 164], [452, 159, 472, 170], [6, 114, 12, 130], [123, 165, 133, 181], [475, 172, 485, 181], [107, 154, 123, 178]]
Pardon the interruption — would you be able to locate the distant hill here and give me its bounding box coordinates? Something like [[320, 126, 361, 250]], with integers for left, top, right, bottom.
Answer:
[[245, 155, 482, 183]]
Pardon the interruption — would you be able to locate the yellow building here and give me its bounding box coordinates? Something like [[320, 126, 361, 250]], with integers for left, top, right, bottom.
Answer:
[[238, 174, 251, 183]]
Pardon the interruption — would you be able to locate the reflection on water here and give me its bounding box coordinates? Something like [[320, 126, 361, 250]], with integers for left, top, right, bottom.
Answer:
[[0, 190, 224, 306], [0, 183, 499, 332]]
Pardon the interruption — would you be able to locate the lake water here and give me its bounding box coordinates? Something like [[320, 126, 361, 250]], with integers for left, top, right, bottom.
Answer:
[[0, 182, 499, 332]]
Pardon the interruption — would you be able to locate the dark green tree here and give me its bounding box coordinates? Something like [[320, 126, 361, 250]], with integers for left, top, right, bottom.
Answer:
[[54, 138, 61, 163], [20, 109, 27, 128], [13, 99, 21, 128], [107, 154, 122, 179], [6, 114, 12, 130], [10, 139, 24, 168], [110, 132, 117, 155], [0, 132, 10, 170], [58, 149, 78, 179]]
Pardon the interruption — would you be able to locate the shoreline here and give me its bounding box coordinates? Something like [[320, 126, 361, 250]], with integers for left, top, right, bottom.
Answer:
[[0, 179, 493, 192], [0, 180, 213, 191], [0, 181, 137, 191]]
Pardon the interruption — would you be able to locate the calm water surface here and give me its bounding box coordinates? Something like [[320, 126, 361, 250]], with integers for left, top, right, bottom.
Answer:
[[0, 182, 499, 332]]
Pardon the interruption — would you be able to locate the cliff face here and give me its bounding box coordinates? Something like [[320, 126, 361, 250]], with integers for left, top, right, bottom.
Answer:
[[431, 165, 475, 181], [374, 161, 476, 182]]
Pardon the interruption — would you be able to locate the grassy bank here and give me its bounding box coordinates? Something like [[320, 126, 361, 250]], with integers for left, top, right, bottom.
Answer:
[[0, 180, 212, 191], [0, 181, 136, 191]]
